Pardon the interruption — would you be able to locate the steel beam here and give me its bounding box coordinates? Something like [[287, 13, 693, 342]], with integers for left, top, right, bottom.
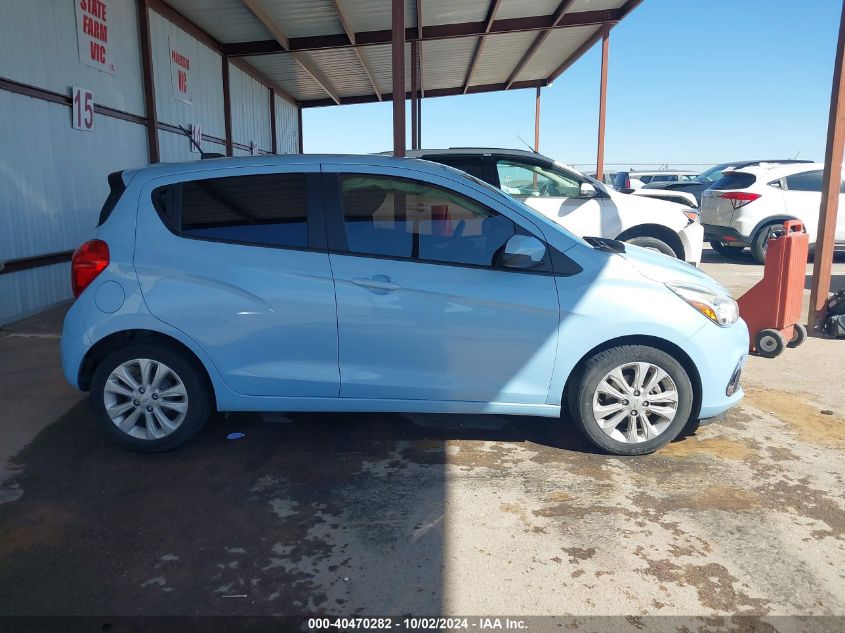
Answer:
[[595, 23, 609, 181], [224, 8, 625, 57], [505, 0, 575, 89], [331, 0, 382, 100], [240, 0, 341, 105], [392, 0, 406, 157], [411, 40, 418, 149], [534, 87, 541, 152], [137, 0, 159, 163], [808, 0, 845, 334], [463, 0, 502, 93]]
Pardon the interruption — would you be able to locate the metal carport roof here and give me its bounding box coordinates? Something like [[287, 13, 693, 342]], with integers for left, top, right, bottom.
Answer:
[[160, 0, 644, 107]]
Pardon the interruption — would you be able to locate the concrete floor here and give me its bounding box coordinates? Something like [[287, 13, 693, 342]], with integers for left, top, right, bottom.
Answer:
[[0, 250, 844, 628]]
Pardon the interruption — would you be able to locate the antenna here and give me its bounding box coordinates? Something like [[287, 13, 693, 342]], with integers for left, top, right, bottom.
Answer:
[[516, 135, 536, 153], [792, 150, 801, 159]]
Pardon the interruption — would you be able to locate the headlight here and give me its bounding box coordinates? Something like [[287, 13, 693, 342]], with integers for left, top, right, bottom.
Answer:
[[666, 281, 739, 327]]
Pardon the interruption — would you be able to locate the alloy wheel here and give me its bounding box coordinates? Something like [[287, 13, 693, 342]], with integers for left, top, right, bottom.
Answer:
[[591, 362, 679, 443]]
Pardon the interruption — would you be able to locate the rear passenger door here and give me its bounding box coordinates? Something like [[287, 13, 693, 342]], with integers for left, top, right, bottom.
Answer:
[[134, 165, 339, 398]]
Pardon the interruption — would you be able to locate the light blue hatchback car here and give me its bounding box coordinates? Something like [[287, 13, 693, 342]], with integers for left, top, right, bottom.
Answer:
[[62, 155, 748, 455]]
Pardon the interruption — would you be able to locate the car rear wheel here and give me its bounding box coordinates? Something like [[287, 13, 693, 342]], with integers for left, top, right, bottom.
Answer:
[[709, 240, 746, 259], [750, 223, 780, 264], [567, 345, 694, 455], [624, 236, 677, 258], [90, 342, 212, 451]]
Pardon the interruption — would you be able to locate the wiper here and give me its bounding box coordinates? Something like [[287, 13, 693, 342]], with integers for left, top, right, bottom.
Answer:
[[584, 236, 626, 253]]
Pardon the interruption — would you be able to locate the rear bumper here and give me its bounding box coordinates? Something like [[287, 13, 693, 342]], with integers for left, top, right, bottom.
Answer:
[[703, 223, 750, 246]]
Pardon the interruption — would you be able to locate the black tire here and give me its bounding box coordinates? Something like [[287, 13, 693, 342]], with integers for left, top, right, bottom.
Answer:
[[754, 328, 786, 358], [750, 223, 780, 264], [787, 323, 807, 348], [709, 240, 746, 259], [567, 345, 694, 456], [624, 236, 678, 258], [90, 342, 212, 452]]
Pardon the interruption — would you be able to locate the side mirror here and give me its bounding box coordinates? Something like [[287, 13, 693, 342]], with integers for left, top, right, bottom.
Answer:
[[580, 182, 598, 198], [500, 235, 546, 269]]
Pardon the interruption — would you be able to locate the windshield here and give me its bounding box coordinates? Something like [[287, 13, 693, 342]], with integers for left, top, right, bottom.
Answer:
[[694, 163, 731, 184]]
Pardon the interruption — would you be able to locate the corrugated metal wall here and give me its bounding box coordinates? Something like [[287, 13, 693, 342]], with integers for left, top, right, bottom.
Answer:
[[229, 63, 272, 153], [0, 2, 301, 324], [0, 0, 148, 325], [275, 97, 300, 154]]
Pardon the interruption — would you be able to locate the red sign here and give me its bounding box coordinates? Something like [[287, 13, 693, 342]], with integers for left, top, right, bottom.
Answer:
[[75, 0, 115, 74], [72, 87, 95, 131], [170, 38, 192, 104]]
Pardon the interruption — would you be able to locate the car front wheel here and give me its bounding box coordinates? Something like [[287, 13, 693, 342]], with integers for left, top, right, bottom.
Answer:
[[567, 345, 694, 455], [90, 342, 212, 451]]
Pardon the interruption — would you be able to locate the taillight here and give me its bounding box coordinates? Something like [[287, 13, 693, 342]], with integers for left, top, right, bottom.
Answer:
[[720, 191, 761, 210], [71, 239, 110, 298], [625, 176, 631, 189]]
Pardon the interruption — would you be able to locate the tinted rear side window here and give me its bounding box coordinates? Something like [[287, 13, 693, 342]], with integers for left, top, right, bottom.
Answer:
[[785, 170, 823, 192], [613, 172, 628, 188], [98, 171, 126, 226], [712, 173, 757, 190], [154, 173, 309, 248]]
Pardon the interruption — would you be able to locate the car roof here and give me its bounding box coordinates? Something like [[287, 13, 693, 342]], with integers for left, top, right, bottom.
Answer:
[[402, 147, 554, 161], [625, 170, 698, 176], [713, 159, 814, 169], [727, 162, 827, 178], [120, 153, 464, 183]]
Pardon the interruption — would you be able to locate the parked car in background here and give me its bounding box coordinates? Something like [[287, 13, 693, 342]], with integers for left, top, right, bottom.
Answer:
[[643, 160, 814, 205], [62, 155, 748, 456], [587, 170, 618, 186], [701, 162, 845, 263], [406, 149, 703, 265], [612, 170, 698, 192]]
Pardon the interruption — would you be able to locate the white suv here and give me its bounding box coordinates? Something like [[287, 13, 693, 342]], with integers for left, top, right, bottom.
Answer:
[[407, 149, 704, 265], [701, 162, 845, 263]]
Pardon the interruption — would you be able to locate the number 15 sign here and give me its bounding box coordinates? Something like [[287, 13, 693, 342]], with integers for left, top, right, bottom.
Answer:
[[72, 87, 95, 131]]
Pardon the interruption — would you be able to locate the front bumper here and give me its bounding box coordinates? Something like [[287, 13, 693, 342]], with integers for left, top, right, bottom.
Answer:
[[684, 318, 750, 420], [703, 223, 750, 246], [679, 221, 704, 265]]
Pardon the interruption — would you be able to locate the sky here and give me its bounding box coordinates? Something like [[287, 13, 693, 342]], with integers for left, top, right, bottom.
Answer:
[[302, 0, 841, 172]]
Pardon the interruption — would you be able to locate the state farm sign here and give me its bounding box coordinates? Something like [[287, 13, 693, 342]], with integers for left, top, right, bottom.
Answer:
[[75, 0, 115, 75]]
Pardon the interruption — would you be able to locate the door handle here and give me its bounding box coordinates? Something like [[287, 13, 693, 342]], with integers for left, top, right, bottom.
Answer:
[[351, 275, 400, 294]]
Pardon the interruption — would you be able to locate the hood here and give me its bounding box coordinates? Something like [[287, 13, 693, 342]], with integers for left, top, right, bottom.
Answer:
[[619, 244, 729, 295], [605, 188, 690, 214]]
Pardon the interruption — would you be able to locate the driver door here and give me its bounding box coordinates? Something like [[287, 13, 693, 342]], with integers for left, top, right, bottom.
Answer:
[[494, 158, 603, 237]]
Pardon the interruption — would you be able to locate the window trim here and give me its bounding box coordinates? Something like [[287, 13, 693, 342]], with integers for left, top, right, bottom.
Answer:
[[150, 170, 328, 253], [321, 171, 577, 276]]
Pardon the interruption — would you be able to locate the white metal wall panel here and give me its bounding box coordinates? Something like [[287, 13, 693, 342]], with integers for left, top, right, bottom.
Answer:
[[229, 63, 273, 152], [515, 25, 597, 81], [0, 91, 147, 324], [0, 0, 145, 115], [470, 31, 537, 86], [164, 0, 271, 44], [274, 97, 300, 154], [149, 11, 226, 138]]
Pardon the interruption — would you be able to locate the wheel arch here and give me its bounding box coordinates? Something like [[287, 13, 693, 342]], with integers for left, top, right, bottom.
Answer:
[[749, 215, 800, 242], [79, 329, 216, 403], [561, 334, 702, 422], [615, 224, 685, 260]]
